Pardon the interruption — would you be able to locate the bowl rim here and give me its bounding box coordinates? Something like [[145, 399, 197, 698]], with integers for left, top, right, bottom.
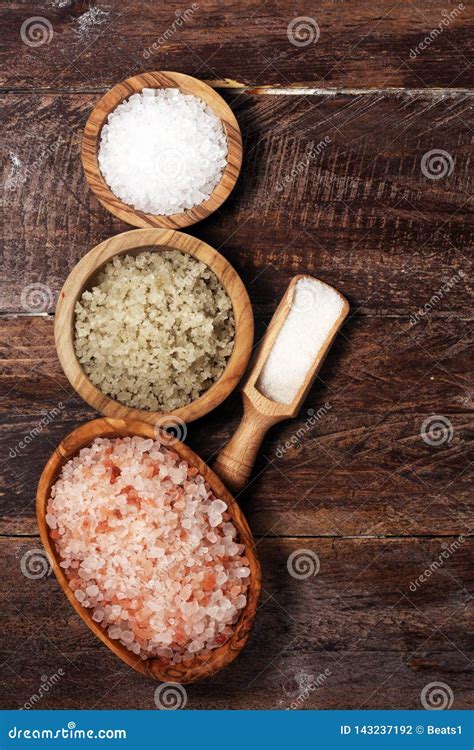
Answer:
[[54, 228, 254, 425], [82, 70, 243, 229], [36, 417, 262, 683]]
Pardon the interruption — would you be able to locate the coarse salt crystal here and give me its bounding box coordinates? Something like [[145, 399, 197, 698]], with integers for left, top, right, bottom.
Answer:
[[46, 436, 250, 662], [98, 89, 228, 216]]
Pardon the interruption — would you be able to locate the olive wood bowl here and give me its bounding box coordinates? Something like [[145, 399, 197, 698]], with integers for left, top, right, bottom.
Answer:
[[54, 228, 254, 425], [36, 417, 261, 683], [82, 71, 243, 229]]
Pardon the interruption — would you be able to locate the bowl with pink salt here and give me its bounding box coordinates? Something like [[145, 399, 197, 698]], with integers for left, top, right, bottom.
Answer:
[[37, 417, 261, 683]]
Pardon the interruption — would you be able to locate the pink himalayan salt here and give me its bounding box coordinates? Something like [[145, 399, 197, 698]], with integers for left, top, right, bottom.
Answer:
[[46, 436, 250, 663]]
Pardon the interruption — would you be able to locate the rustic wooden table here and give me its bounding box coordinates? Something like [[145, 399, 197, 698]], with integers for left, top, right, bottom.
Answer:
[[1, 0, 472, 711]]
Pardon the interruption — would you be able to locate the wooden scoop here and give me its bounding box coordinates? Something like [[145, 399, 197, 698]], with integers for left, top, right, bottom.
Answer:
[[214, 275, 349, 494]]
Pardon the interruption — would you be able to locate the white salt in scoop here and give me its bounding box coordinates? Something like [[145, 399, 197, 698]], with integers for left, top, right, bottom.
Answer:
[[213, 275, 349, 493]]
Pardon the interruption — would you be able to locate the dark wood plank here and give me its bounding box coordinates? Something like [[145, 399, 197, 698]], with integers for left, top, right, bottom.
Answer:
[[1, 1, 473, 90], [1, 315, 472, 536], [1, 536, 471, 709], [2, 91, 472, 314]]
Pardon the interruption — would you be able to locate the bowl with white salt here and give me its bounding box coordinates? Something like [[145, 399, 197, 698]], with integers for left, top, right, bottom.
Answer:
[[82, 71, 243, 229], [55, 228, 254, 426], [37, 417, 261, 683]]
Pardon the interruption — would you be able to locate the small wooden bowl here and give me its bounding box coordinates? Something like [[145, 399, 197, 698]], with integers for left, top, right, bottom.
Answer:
[[37, 418, 262, 683], [55, 228, 254, 425], [82, 71, 243, 229]]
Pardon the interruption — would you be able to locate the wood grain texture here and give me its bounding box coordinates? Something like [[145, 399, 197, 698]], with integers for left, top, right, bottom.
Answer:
[[1, 0, 472, 90], [1, 314, 472, 537], [1, 536, 471, 709], [1, 1, 472, 709], [82, 71, 243, 228], [2, 91, 472, 314], [36, 418, 261, 684], [54, 228, 254, 424]]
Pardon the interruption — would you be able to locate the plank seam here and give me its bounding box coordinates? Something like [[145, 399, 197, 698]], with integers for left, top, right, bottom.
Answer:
[[1, 533, 472, 541], [1, 86, 473, 96]]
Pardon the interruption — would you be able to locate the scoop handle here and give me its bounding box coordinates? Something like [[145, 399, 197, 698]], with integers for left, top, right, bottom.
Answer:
[[213, 399, 281, 495]]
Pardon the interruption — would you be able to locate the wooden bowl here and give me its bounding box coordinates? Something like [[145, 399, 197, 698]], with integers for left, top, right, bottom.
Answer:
[[55, 228, 254, 425], [36, 418, 262, 683], [82, 71, 243, 229]]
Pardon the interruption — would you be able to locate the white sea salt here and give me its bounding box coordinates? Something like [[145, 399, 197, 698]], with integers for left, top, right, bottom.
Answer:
[[47, 436, 250, 663], [98, 88, 228, 215], [256, 278, 346, 405]]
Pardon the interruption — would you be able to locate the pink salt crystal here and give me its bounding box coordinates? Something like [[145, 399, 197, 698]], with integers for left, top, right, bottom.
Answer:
[[210, 499, 227, 514], [236, 567, 250, 578], [46, 436, 251, 662]]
